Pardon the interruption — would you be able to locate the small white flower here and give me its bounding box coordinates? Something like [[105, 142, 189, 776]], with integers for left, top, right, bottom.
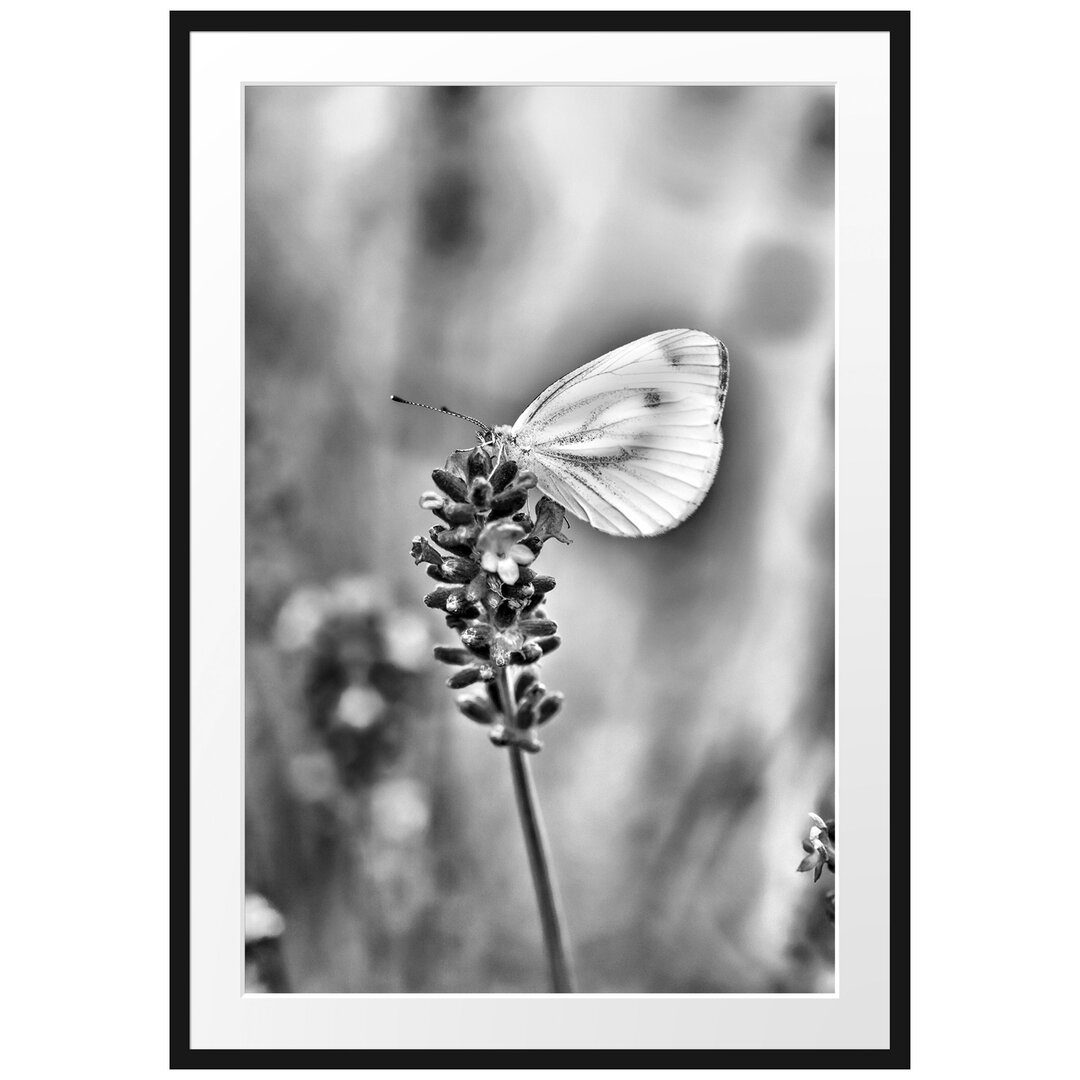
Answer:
[[477, 521, 535, 585]]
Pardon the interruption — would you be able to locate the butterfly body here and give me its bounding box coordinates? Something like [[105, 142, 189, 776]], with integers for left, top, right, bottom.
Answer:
[[497, 329, 729, 538]]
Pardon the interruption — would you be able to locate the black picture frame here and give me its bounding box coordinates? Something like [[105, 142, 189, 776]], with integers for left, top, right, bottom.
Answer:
[[171, 8, 910, 1069]]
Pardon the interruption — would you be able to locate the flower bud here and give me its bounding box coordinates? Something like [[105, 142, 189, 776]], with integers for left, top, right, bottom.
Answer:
[[419, 491, 445, 511], [515, 670, 539, 697], [447, 666, 482, 689], [427, 563, 463, 584], [531, 575, 556, 594], [423, 586, 458, 610], [433, 645, 472, 665], [518, 642, 543, 664], [467, 448, 489, 480], [536, 635, 561, 655], [488, 489, 528, 520], [462, 574, 485, 606], [440, 556, 482, 583], [521, 681, 546, 707], [430, 525, 478, 555], [491, 631, 524, 667], [443, 502, 479, 526], [534, 692, 564, 725], [432, 469, 468, 502], [514, 470, 538, 491], [494, 600, 517, 630], [460, 624, 493, 650], [520, 618, 557, 638], [468, 476, 493, 508], [445, 590, 476, 614], [456, 695, 495, 724], [489, 459, 519, 493]]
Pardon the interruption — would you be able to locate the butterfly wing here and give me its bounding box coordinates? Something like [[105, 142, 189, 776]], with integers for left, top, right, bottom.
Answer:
[[511, 329, 729, 538]]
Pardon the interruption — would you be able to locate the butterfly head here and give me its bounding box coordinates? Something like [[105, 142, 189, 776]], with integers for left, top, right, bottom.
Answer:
[[487, 424, 522, 467]]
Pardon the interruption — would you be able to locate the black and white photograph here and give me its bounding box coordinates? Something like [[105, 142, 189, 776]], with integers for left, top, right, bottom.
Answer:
[[244, 82, 837, 996], [20, 0, 1080, 1075]]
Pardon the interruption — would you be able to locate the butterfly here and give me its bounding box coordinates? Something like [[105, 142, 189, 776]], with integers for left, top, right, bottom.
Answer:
[[394, 329, 729, 538]]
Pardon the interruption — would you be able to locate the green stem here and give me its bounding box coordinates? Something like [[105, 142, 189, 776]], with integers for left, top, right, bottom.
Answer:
[[498, 667, 576, 993]]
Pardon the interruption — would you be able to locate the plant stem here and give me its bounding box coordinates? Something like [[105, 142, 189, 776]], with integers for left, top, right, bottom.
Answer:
[[498, 668, 576, 993]]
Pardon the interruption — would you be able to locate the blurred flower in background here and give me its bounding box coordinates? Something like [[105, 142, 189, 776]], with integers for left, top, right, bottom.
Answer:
[[246, 84, 835, 993], [247, 575, 438, 990], [245, 893, 287, 993]]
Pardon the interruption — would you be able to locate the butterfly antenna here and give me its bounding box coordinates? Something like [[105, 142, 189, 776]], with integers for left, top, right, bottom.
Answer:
[[389, 394, 489, 431]]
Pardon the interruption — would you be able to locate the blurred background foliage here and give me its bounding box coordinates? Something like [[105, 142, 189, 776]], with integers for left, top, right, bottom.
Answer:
[[245, 85, 835, 993]]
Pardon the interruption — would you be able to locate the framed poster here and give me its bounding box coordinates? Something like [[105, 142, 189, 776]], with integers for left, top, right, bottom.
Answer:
[[173, 9, 909, 1067]]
